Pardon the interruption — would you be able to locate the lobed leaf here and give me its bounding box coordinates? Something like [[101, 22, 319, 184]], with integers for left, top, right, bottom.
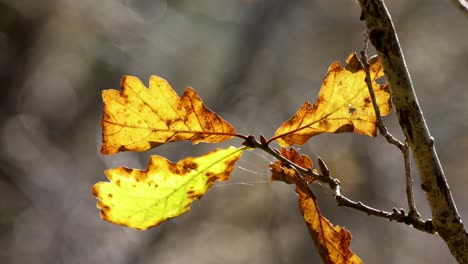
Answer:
[[273, 53, 391, 147], [101, 75, 236, 154], [296, 175, 362, 264], [270, 148, 316, 184], [92, 146, 243, 230], [269, 147, 362, 263]]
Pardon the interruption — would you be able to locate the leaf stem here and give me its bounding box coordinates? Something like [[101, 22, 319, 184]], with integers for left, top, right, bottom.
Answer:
[[242, 135, 337, 187], [234, 133, 251, 140]]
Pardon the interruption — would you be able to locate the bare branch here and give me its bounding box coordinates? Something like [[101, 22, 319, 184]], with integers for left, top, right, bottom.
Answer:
[[403, 141, 419, 217], [315, 156, 433, 234], [335, 195, 434, 234], [359, 44, 421, 220], [359, 47, 404, 151], [242, 135, 434, 234], [357, 0, 468, 262]]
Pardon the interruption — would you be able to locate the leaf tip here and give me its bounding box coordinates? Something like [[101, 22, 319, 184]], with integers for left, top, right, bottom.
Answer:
[[344, 53, 363, 73], [91, 182, 101, 199]]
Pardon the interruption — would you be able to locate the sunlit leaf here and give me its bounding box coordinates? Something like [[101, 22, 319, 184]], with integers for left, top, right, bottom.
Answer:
[[296, 175, 362, 264], [270, 148, 316, 184], [269, 147, 362, 263], [92, 146, 243, 230], [273, 53, 391, 147], [101, 75, 236, 154], [296, 173, 362, 264]]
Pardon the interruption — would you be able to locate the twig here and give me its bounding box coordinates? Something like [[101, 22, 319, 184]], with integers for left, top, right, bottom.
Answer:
[[317, 157, 341, 195], [335, 195, 434, 234], [316, 155, 432, 233], [403, 140, 419, 217], [242, 135, 335, 186], [242, 135, 434, 234], [360, 42, 420, 220], [359, 46, 404, 151]]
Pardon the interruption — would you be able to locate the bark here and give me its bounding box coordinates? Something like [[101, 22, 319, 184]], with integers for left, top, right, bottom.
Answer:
[[357, 0, 468, 262]]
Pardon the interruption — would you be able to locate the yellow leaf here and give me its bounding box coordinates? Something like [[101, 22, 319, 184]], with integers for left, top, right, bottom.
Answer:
[[273, 53, 391, 147], [296, 177, 362, 264], [101, 75, 236, 154], [92, 146, 243, 230]]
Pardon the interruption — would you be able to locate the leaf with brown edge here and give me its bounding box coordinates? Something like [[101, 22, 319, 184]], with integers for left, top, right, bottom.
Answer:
[[270, 148, 361, 263], [92, 146, 243, 230], [270, 162, 297, 184], [296, 176, 362, 264], [273, 53, 391, 147], [101, 75, 236, 154], [270, 148, 316, 184]]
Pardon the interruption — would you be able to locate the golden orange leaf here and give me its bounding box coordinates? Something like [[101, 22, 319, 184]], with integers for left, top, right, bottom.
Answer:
[[296, 177, 362, 264], [270, 148, 316, 184], [101, 75, 236, 154], [92, 146, 243, 230], [273, 53, 391, 147]]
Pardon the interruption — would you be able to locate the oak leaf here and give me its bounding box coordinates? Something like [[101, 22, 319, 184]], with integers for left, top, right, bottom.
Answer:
[[273, 53, 391, 147], [92, 146, 243, 230], [101, 75, 236, 154], [270, 148, 316, 184], [296, 178, 362, 264], [269, 148, 362, 263]]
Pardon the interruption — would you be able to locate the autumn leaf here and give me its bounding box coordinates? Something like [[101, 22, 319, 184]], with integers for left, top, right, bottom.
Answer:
[[269, 148, 362, 263], [273, 53, 391, 147], [92, 146, 243, 230], [270, 148, 316, 184], [101, 75, 236, 154], [295, 178, 362, 264]]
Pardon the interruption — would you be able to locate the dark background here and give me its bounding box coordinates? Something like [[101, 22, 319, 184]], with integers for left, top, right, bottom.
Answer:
[[1, 0, 467, 263]]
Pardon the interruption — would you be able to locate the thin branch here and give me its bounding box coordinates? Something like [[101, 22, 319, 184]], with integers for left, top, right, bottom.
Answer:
[[361, 28, 369, 54], [242, 135, 434, 234], [360, 44, 420, 219], [316, 155, 432, 233], [335, 195, 434, 234], [359, 47, 404, 151], [403, 140, 419, 217], [242, 135, 332, 185]]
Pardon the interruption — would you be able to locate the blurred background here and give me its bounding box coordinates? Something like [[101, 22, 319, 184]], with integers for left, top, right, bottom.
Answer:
[[1, 0, 467, 263]]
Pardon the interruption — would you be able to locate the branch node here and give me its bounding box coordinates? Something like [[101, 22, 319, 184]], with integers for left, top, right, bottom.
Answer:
[[241, 135, 256, 148], [259, 134, 268, 147], [317, 157, 330, 175]]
